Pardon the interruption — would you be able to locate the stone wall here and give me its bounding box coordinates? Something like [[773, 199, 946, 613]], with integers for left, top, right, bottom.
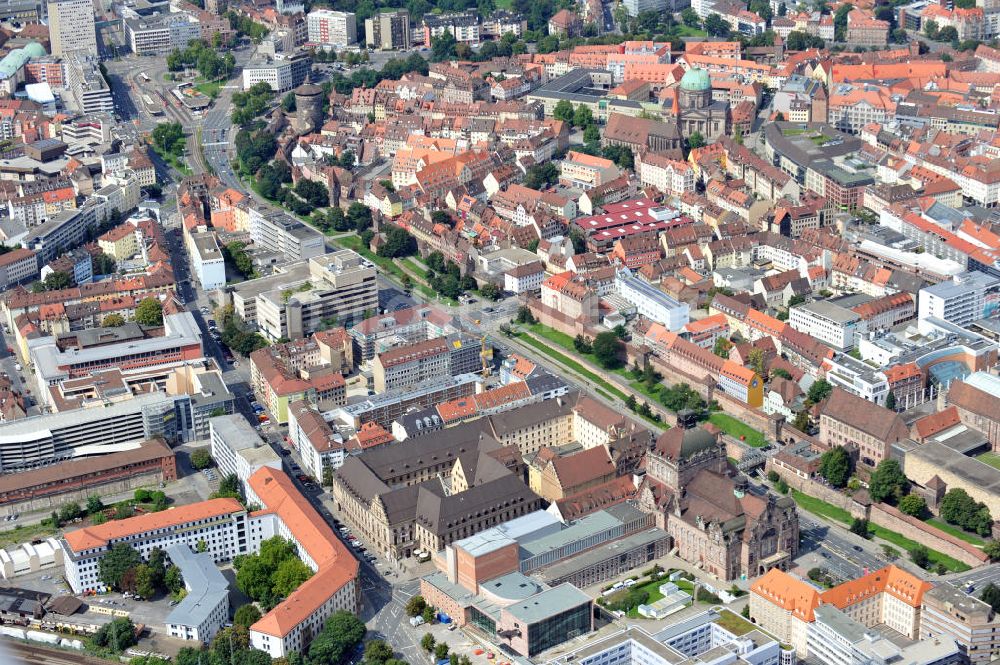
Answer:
[[765, 459, 869, 519], [2, 469, 166, 515], [868, 503, 988, 567]]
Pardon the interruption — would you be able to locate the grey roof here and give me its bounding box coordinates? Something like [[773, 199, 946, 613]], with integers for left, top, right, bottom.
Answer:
[[487, 398, 571, 438], [535, 528, 669, 583], [356, 419, 499, 479], [164, 543, 229, 630], [415, 474, 539, 534], [907, 441, 1000, 497], [504, 583, 590, 624]]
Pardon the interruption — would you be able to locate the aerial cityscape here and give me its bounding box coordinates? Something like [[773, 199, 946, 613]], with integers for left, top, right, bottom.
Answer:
[[0, 0, 997, 663]]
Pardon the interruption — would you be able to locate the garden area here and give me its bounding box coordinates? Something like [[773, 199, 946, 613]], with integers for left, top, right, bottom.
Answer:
[[708, 413, 767, 448]]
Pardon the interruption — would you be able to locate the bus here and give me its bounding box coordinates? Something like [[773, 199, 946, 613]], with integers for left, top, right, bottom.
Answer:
[[141, 94, 162, 116], [138, 71, 150, 82]]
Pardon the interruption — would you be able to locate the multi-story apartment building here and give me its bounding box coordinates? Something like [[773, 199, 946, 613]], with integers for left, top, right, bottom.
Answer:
[[0, 249, 38, 291], [210, 415, 282, 484], [286, 400, 345, 480], [164, 543, 230, 644], [921, 583, 1000, 665], [818, 388, 909, 468], [947, 374, 1000, 451], [47, 0, 97, 56], [636, 152, 696, 197], [422, 10, 480, 44], [306, 9, 357, 46], [364, 9, 410, 49]]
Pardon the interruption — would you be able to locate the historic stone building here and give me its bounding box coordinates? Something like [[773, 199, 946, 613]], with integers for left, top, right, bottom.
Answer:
[[665, 68, 730, 143], [637, 423, 799, 580]]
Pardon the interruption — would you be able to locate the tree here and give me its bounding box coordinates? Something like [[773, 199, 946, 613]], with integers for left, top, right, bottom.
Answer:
[[793, 410, 811, 431], [59, 502, 82, 524], [985, 541, 1000, 562], [365, 640, 395, 665], [86, 495, 104, 515], [480, 283, 502, 300], [273, 557, 313, 599], [982, 583, 1000, 613], [897, 493, 927, 518], [92, 617, 137, 652], [164, 565, 183, 594], [234, 604, 262, 628], [849, 518, 870, 539], [681, 7, 700, 26], [190, 448, 213, 470], [687, 132, 706, 150], [940, 488, 993, 536], [923, 18, 938, 39], [713, 337, 731, 359], [625, 394, 637, 411], [786, 30, 825, 50], [102, 314, 126, 327], [747, 348, 766, 379], [422, 605, 435, 624], [43, 271, 72, 291], [583, 124, 601, 145], [885, 391, 896, 411], [431, 32, 458, 60], [592, 331, 623, 369], [553, 99, 575, 123], [281, 92, 296, 113], [421, 633, 436, 652], [834, 2, 853, 41], [406, 595, 427, 617], [515, 305, 536, 324], [910, 544, 930, 569], [152, 122, 185, 156], [133, 564, 157, 599], [376, 226, 417, 259], [818, 446, 852, 488], [340, 150, 356, 169], [868, 459, 908, 504], [134, 298, 163, 326], [99, 543, 142, 590], [772, 368, 792, 380], [806, 379, 832, 404], [523, 162, 560, 190], [573, 104, 594, 129], [435, 643, 450, 661], [704, 13, 731, 36]]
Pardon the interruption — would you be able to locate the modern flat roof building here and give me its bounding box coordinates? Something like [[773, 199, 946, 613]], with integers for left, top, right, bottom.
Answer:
[[47, 0, 97, 56]]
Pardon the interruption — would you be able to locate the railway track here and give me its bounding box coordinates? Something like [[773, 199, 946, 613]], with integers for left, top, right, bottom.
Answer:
[[2, 640, 112, 665]]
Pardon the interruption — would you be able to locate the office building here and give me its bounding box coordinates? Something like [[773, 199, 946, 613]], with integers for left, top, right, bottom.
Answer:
[[124, 13, 202, 55], [64, 52, 113, 116], [164, 543, 230, 644], [0, 249, 38, 291], [242, 50, 311, 92], [246, 251, 378, 341], [921, 583, 1000, 665], [809, 605, 960, 665], [61, 466, 359, 659], [349, 304, 458, 361], [789, 300, 864, 351], [329, 373, 482, 429], [209, 415, 281, 485], [248, 208, 325, 262], [616, 269, 690, 331], [365, 9, 410, 49], [371, 333, 483, 393], [306, 9, 357, 46], [918, 272, 1000, 327], [47, 0, 97, 57], [0, 391, 179, 469], [29, 311, 204, 391]]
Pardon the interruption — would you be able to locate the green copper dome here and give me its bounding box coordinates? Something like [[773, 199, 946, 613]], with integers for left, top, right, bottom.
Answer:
[[22, 41, 47, 58], [679, 67, 711, 91]]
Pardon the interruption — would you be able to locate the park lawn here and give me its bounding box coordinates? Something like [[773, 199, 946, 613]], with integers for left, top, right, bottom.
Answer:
[[790, 489, 853, 526], [709, 413, 767, 448], [403, 257, 429, 278], [976, 452, 1000, 471], [866, 523, 970, 573], [926, 518, 986, 547], [195, 79, 222, 98], [516, 332, 627, 402], [674, 25, 707, 36]]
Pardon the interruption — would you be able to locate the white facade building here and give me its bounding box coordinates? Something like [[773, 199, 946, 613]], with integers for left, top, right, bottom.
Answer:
[[788, 301, 864, 351], [615, 269, 690, 331], [164, 543, 230, 644], [917, 272, 1000, 327], [188, 232, 226, 292], [47, 0, 97, 56], [209, 415, 282, 485], [307, 9, 357, 46]]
